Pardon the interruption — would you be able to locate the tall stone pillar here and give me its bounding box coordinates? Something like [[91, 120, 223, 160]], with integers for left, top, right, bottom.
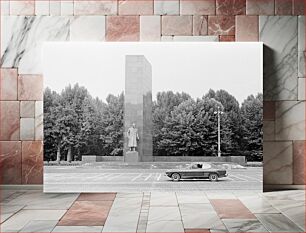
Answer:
[[124, 55, 153, 162]]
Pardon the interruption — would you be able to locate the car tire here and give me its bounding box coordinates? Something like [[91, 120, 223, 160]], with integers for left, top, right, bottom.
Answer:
[[209, 173, 219, 182], [171, 173, 181, 182]]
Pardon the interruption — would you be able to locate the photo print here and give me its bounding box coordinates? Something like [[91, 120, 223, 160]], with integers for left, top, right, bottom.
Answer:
[[42, 42, 263, 192]]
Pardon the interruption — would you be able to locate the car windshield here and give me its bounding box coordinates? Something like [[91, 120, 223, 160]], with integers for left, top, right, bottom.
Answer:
[[188, 163, 213, 169]]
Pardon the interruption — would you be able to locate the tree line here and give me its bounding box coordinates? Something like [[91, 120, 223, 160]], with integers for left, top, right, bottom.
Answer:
[[44, 84, 262, 162], [153, 90, 262, 160]]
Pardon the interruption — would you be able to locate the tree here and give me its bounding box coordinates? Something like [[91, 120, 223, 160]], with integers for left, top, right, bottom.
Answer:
[[59, 84, 91, 162], [240, 93, 263, 161], [44, 84, 263, 162], [44, 84, 107, 162], [153, 91, 191, 156], [83, 97, 106, 157], [44, 88, 69, 163], [100, 93, 124, 156], [157, 97, 231, 157]]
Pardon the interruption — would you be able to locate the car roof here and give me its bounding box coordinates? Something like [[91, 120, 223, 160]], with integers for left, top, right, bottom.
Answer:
[[192, 162, 210, 165]]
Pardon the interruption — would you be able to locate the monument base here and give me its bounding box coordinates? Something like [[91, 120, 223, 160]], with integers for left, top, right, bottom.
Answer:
[[82, 155, 102, 163], [125, 151, 139, 162]]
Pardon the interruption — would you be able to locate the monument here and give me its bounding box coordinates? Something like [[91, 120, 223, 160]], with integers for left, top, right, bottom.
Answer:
[[124, 55, 153, 162]]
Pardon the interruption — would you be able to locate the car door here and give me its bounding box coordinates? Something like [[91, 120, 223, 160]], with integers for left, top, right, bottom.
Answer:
[[202, 164, 213, 178], [185, 164, 205, 178], [202, 171, 211, 178], [191, 169, 205, 178]]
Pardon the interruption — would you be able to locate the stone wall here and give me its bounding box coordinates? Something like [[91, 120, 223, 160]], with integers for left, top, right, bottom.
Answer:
[[0, 0, 305, 187], [153, 156, 246, 165], [82, 155, 245, 165]]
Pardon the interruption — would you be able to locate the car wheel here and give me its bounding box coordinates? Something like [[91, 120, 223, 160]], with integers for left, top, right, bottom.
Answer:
[[171, 173, 181, 182], [209, 173, 219, 182]]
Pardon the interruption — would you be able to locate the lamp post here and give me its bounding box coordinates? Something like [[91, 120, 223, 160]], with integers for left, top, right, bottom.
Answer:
[[214, 106, 223, 157]]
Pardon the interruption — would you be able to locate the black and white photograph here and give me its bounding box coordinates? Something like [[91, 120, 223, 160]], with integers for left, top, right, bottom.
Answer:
[[42, 42, 263, 192]]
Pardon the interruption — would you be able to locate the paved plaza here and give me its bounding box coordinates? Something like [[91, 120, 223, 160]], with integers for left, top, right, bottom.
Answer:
[[44, 166, 262, 192], [1, 188, 304, 232]]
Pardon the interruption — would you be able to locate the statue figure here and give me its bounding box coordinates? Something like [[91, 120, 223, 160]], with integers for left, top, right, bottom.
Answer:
[[127, 123, 139, 151]]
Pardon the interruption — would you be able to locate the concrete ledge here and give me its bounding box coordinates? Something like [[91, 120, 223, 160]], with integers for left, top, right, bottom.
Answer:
[[153, 156, 246, 165], [82, 155, 103, 163], [82, 155, 123, 163], [100, 156, 124, 162], [81, 155, 246, 165]]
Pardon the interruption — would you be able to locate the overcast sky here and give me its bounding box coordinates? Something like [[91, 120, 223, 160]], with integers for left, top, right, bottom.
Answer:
[[42, 42, 263, 104]]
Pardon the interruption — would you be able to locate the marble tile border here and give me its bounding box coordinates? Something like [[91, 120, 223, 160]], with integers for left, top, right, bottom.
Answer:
[[0, 68, 18, 100], [20, 101, 35, 118], [293, 0, 305, 15], [21, 141, 43, 184], [216, 0, 246, 16], [275, 101, 305, 141], [10, 0, 35, 16], [193, 15, 208, 35], [50, 1, 61, 16], [0, 141, 22, 184], [293, 140, 305, 185], [263, 141, 293, 185], [236, 15, 258, 41], [208, 16, 235, 35], [180, 0, 216, 15], [162, 15, 193, 36], [1, 0, 10, 15], [119, 0, 154, 15], [154, 0, 179, 15], [61, 1, 74, 16], [20, 118, 35, 140], [246, 0, 275, 15], [263, 120, 275, 141], [106, 15, 140, 41], [74, 1, 117, 15], [1, 0, 304, 16], [140, 15, 161, 41], [275, 0, 293, 15], [35, 1, 50, 16], [260, 16, 298, 101], [70, 16, 106, 41], [0, 101, 20, 141], [0, 1, 305, 188]]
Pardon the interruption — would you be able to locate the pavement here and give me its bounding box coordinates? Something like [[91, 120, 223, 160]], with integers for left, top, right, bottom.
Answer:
[[44, 166, 262, 192], [0, 188, 304, 232]]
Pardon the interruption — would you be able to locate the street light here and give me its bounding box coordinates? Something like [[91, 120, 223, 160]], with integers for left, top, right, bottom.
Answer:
[[214, 106, 224, 157]]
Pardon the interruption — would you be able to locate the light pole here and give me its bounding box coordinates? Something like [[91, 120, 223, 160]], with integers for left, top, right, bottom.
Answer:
[[214, 106, 223, 157]]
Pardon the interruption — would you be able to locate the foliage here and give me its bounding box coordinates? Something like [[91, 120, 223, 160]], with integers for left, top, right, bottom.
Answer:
[[153, 90, 263, 161], [44, 85, 263, 162], [240, 93, 263, 161], [100, 94, 124, 156], [44, 84, 123, 162]]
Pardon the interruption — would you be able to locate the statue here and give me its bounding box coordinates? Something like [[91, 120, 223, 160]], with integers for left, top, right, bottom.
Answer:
[[127, 123, 139, 151]]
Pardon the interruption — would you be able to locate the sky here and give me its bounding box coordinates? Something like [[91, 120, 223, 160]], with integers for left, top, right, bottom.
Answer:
[[42, 42, 263, 104]]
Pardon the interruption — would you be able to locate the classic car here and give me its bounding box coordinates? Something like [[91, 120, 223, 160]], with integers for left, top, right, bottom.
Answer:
[[165, 163, 227, 182]]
